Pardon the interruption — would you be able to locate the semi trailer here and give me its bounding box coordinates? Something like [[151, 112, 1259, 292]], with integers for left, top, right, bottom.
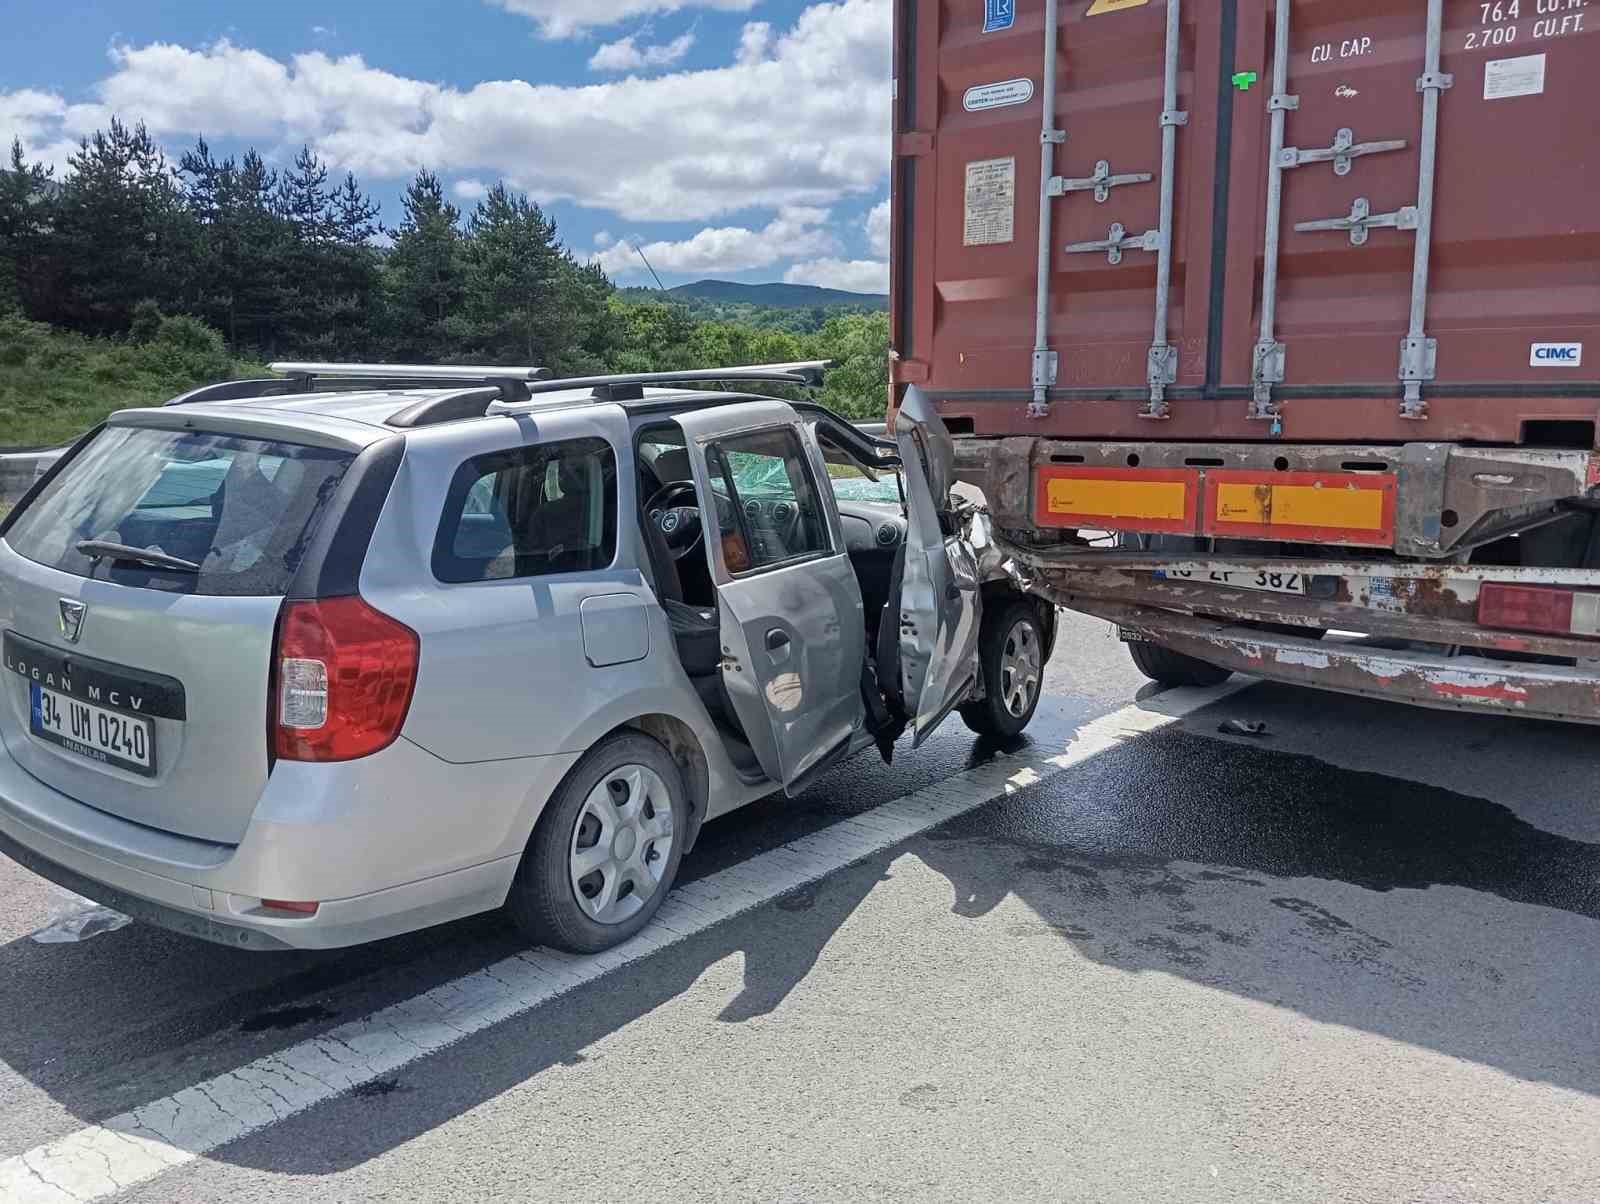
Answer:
[[890, 0, 1600, 722]]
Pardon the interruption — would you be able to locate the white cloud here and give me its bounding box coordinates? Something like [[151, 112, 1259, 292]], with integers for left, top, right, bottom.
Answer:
[[784, 257, 888, 294], [593, 206, 839, 277], [489, 0, 757, 39], [735, 21, 773, 65], [0, 1, 891, 223], [0, 88, 104, 170], [864, 197, 890, 258], [594, 230, 616, 249], [453, 177, 489, 201], [588, 33, 696, 73]]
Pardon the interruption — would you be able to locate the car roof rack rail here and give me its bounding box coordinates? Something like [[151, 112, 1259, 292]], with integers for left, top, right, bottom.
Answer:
[[163, 360, 834, 423], [163, 378, 299, 407], [386, 387, 505, 430], [494, 360, 833, 407], [268, 362, 555, 402]]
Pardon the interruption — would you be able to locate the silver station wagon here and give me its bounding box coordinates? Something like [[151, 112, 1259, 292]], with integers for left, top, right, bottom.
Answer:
[[0, 362, 1052, 953]]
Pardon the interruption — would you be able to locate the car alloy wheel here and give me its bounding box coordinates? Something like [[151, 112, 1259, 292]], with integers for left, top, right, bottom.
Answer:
[[998, 616, 1042, 718]]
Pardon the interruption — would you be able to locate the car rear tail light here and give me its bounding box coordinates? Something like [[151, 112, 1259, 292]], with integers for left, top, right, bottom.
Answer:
[[1478, 583, 1600, 638], [273, 597, 419, 761]]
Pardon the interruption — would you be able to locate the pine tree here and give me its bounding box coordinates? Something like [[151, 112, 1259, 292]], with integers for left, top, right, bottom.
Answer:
[[324, 172, 384, 355], [274, 145, 332, 243], [219, 150, 292, 350], [331, 172, 382, 246], [47, 119, 199, 331], [459, 183, 566, 365], [271, 146, 342, 352], [384, 170, 464, 361], [0, 138, 56, 312]]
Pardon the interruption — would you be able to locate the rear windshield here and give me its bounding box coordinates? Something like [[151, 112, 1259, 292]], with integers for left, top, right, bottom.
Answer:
[[5, 425, 355, 597]]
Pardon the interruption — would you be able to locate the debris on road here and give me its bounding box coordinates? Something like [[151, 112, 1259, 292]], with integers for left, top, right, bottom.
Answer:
[[1217, 719, 1270, 739], [30, 893, 132, 944]]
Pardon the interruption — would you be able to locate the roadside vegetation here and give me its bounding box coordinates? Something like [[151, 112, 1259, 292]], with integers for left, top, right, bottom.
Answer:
[[0, 123, 888, 448], [0, 308, 267, 446]]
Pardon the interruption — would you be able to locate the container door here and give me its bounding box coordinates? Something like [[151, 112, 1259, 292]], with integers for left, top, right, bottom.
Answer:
[[1240, 0, 1600, 418], [676, 403, 866, 794], [892, 0, 1223, 417]]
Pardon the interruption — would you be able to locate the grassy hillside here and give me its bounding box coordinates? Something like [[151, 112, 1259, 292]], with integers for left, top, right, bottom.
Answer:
[[616, 281, 888, 334], [668, 280, 887, 309], [0, 310, 267, 448]]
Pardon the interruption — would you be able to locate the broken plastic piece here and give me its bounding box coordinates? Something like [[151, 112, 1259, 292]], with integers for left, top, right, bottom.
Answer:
[[1218, 719, 1270, 738], [31, 893, 132, 944]]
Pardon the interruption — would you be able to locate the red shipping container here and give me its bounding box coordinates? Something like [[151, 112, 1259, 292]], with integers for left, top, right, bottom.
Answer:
[[891, 0, 1600, 447]]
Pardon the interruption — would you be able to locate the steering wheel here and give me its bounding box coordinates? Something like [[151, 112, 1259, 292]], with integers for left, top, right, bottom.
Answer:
[[644, 481, 705, 561]]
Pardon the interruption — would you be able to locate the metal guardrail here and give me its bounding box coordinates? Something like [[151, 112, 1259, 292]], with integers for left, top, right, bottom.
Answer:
[[0, 448, 63, 513]]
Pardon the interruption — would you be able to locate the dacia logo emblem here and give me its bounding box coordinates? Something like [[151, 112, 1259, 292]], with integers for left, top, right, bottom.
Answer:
[[58, 599, 86, 644]]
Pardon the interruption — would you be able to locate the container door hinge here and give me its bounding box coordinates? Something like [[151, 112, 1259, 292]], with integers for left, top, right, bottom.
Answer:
[[1143, 344, 1177, 420], [1295, 197, 1419, 247], [1399, 337, 1437, 421], [1049, 159, 1152, 203], [1032, 350, 1058, 391], [1249, 341, 1287, 420], [1279, 128, 1408, 177]]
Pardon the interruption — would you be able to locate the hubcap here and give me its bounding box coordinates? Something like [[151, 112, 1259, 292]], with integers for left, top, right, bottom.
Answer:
[[999, 618, 1042, 718], [569, 765, 675, 926]]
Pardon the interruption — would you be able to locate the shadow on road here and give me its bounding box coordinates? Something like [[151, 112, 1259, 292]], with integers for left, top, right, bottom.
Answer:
[[6, 697, 1600, 1176]]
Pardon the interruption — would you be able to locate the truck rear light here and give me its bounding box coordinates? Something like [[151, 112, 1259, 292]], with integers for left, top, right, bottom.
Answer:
[[273, 598, 419, 762], [1478, 584, 1600, 638]]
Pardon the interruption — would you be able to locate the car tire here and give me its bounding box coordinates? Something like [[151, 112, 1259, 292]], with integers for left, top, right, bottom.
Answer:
[[960, 597, 1046, 740], [506, 732, 689, 955], [1126, 638, 1233, 688]]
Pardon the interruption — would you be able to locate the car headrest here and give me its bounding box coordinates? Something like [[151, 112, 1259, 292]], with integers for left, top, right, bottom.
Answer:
[[652, 448, 692, 484]]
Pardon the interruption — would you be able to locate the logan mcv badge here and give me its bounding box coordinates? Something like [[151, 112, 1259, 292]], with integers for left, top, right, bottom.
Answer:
[[58, 599, 86, 644]]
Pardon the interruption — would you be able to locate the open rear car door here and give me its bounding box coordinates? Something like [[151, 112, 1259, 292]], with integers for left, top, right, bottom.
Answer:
[[676, 401, 867, 794], [892, 387, 982, 745]]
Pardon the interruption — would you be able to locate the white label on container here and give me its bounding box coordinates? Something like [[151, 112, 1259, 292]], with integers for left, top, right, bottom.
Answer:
[[1531, 342, 1583, 368], [1484, 53, 1546, 100], [963, 157, 1016, 247], [963, 78, 1035, 112]]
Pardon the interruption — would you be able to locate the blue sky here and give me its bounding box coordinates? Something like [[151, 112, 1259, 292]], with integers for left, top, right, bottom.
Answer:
[[2, 0, 892, 292]]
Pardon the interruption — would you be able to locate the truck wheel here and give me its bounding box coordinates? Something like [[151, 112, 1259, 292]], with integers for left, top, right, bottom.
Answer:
[[506, 733, 688, 954], [961, 598, 1046, 739], [1127, 639, 1232, 688]]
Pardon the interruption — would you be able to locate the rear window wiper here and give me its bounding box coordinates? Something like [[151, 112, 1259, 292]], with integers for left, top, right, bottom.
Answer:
[[75, 540, 201, 573]]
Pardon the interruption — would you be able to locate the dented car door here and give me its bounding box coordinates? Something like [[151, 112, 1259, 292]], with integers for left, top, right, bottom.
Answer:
[[892, 387, 982, 745]]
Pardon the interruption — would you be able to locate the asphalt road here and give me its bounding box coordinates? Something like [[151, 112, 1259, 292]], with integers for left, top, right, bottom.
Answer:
[[3, 613, 1599, 1202]]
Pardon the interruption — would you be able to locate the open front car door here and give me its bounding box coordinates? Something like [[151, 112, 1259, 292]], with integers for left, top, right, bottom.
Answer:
[[892, 386, 982, 745]]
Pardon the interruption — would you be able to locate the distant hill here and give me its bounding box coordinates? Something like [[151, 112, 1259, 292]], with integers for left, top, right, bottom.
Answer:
[[626, 279, 888, 311]]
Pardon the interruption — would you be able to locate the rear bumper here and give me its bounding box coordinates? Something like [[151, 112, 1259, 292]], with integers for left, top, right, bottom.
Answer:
[[0, 736, 575, 949], [1088, 599, 1600, 724], [956, 436, 1598, 560]]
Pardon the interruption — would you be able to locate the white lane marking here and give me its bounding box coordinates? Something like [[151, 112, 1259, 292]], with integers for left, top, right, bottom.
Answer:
[[0, 684, 1240, 1204]]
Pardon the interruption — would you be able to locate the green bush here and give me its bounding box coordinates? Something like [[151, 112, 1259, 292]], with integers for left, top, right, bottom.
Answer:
[[128, 299, 163, 345], [0, 313, 265, 447]]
